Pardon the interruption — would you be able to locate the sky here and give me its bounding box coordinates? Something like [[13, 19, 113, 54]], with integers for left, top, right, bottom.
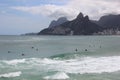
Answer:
[[0, 0, 120, 35]]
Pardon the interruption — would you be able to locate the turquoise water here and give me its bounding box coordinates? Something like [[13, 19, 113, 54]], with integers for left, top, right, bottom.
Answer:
[[0, 35, 120, 80]]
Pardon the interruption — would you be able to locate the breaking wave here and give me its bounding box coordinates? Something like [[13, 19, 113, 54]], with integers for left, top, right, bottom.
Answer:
[[3, 59, 26, 65], [43, 72, 69, 80], [0, 71, 22, 78], [1, 53, 120, 75]]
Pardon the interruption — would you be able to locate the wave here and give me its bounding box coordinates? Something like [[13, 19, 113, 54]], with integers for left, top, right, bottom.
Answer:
[[3, 59, 26, 65], [1, 55, 120, 74], [42, 56, 120, 74], [43, 72, 69, 80], [0, 71, 22, 78], [50, 52, 88, 60]]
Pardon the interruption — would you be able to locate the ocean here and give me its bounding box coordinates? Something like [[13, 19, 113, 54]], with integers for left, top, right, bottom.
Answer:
[[0, 35, 120, 80]]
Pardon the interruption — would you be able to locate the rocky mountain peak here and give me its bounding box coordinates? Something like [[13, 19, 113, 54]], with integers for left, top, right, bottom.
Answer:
[[38, 12, 103, 35], [76, 12, 84, 19], [57, 17, 67, 22], [49, 17, 68, 28], [84, 15, 89, 21]]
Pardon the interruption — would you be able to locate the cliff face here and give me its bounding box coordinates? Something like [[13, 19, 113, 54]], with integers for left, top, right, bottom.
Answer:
[[61, 13, 103, 35], [96, 14, 120, 29], [38, 13, 103, 35], [49, 17, 68, 28]]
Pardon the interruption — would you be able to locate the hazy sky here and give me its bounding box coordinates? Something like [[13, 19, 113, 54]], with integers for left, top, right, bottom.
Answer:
[[0, 0, 120, 35]]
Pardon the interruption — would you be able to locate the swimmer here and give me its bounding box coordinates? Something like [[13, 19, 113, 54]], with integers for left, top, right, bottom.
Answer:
[[75, 48, 78, 52], [22, 53, 25, 56], [31, 47, 34, 49], [8, 51, 11, 53], [85, 49, 88, 51]]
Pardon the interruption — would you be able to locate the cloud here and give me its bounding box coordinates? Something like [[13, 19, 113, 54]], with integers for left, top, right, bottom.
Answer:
[[11, 4, 78, 20], [68, 0, 120, 19], [11, 5, 59, 15], [11, 0, 120, 20]]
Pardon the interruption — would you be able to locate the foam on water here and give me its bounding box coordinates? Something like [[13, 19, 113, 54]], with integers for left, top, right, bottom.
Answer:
[[1, 56, 120, 75], [3, 59, 25, 65], [0, 71, 22, 78], [43, 72, 69, 80], [41, 56, 120, 74]]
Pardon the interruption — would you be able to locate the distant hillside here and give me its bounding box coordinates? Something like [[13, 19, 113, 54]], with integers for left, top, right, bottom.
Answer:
[[38, 13, 103, 35], [49, 17, 68, 28], [21, 32, 37, 36], [96, 14, 120, 29], [38, 13, 120, 35]]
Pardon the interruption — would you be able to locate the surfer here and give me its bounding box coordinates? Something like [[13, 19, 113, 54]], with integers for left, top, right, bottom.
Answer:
[[8, 51, 11, 53], [31, 46, 34, 49], [22, 53, 25, 56], [85, 49, 88, 51], [75, 48, 78, 52]]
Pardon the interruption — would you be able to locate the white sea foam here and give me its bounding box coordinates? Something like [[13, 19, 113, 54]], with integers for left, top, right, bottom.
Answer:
[[4, 59, 25, 65], [0, 71, 22, 78], [1, 56, 120, 74], [43, 72, 69, 80], [40, 56, 120, 74], [42, 58, 64, 64]]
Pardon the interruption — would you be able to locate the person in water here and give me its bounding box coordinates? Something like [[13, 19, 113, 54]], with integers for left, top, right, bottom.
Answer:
[[8, 51, 11, 53], [31, 46, 34, 49], [22, 53, 25, 56], [85, 49, 88, 51], [75, 48, 78, 52]]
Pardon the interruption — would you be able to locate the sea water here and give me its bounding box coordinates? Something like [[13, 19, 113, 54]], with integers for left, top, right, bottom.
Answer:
[[0, 35, 120, 80]]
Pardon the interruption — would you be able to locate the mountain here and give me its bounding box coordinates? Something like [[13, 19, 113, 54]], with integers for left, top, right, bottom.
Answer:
[[49, 17, 68, 28], [21, 32, 37, 36], [96, 14, 120, 29], [38, 13, 103, 35]]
